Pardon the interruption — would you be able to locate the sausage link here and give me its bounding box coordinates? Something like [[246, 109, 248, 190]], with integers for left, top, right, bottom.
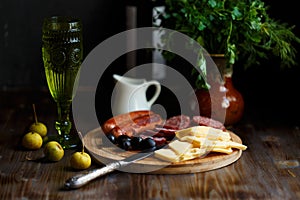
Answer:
[[111, 113, 163, 138], [102, 110, 153, 133]]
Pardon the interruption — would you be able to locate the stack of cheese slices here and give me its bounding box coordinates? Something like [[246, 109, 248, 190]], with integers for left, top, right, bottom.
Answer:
[[154, 126, 247, 163]]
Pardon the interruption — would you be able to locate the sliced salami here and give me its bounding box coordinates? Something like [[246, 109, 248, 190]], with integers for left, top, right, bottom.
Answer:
[[153, 127, 177, 140], [152, 137, 167, 146], [192, 116, 226, 131], [163, 115, 191, 130]]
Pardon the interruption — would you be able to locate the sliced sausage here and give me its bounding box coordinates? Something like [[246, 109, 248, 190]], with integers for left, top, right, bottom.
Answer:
[[163, 115, 191, 130], [192, 116, 226, 131]]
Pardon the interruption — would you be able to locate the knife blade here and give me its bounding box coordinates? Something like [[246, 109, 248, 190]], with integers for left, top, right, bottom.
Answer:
[[64, 146, 162, 189]]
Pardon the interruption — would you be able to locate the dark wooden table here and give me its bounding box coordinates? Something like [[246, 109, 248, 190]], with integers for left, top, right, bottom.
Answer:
[[1, 90, 299, 199]]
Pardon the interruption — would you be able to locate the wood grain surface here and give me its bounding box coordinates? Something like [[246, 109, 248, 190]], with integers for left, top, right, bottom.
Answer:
[[0, 91, 299, 200], [84, 127, 243, 174]]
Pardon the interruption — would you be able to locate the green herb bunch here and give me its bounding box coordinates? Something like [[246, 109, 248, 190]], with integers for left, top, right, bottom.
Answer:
[[157, 0, 300, 88]]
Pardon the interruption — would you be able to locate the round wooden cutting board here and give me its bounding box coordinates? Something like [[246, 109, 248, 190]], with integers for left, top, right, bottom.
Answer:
[[84, 127, 243, 174]]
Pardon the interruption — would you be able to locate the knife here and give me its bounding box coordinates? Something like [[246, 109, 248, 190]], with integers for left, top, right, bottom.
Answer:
[[64, 146, 162, 189]]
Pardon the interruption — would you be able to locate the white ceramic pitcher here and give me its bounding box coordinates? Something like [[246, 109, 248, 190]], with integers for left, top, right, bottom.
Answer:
[[112, 74, 161, 115]]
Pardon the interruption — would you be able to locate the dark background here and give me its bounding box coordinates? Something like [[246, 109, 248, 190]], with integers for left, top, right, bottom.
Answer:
[[235, 0, 300, 124], [0, 0, 126, 89], [0, 0, 299, 124]]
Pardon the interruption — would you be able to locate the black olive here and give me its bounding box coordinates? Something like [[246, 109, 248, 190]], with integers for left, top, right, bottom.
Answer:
[[117, 135, 130, 143], [106, 133, 116, 144], [140, 137, 156, 149], [120, 139, 131, 150], [131, 136, 143, 150], [117, 135, 132, 150]]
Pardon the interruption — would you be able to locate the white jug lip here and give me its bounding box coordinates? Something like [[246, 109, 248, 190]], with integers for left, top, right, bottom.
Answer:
[[113, 74, 146, 85]]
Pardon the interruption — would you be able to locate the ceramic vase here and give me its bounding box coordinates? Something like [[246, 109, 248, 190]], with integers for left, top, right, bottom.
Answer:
[[192, 54, 244, 126]]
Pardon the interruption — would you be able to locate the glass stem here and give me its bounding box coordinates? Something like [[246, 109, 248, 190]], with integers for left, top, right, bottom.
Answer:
[[55, 101, 72, 140]]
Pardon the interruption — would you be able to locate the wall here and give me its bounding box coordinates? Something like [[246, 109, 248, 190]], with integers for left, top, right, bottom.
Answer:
[[0, 0, 125, 89]]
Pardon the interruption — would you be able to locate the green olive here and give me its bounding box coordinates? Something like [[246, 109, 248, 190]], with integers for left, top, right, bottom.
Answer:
[[22, 132, 43, 150], [70, 152, 91, 170], [44, 141, 64, 162], [29, 122, 47, 137]]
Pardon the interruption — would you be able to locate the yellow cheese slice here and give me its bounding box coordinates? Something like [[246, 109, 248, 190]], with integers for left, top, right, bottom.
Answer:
[[179, 148, 207, 161], [154, 148, 180, 162], [227, 141, 247, 150], [175, 126, 231, 141], [180, 136, 247, 150], [155, 147, 207, 162], [211, 147, 233, 154], [168, 140, 193, 156], [180, 136, 213, 148]]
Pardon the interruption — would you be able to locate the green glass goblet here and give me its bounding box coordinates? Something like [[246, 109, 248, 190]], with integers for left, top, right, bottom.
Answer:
[[42, 16, 83, 149]]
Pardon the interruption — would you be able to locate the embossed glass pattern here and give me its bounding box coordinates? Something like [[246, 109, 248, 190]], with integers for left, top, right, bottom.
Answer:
[[42, 16, 82, 149]]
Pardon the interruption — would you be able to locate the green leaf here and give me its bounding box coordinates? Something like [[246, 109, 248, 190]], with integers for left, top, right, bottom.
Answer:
[[208, 0, 217, 8], [231, 7, 242, 20], [197, 36, 205, 46], [198, 21, 206, 31], [157, 0, 300, 89]]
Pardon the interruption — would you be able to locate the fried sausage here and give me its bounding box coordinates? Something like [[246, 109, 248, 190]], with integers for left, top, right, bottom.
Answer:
[[102, 110, 154, 133], [111, 113, 163, 138]]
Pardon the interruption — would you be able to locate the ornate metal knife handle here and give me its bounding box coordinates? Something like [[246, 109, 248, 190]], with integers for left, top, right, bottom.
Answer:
[[64, 161, 126, 189]]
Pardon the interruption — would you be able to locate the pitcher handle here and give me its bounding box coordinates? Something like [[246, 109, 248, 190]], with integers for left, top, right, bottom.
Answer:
[[145, 81, 161, 107]]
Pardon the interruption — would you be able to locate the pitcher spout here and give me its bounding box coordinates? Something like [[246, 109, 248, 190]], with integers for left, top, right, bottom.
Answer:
[[113, 74, 146, 86]]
